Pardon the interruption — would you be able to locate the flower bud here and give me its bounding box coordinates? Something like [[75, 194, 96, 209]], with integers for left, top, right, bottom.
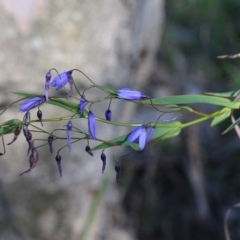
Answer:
[[85, 146, 93, 156], [55, 154, 62, 177], [105, 109, 112, 121], [66, 121, 72, 152], [115, 162, 120, 183], [100, 152, 106, 173], [48, 135, 54, 156], [45, 72, 51, 83], [37, 109, 43, 126]]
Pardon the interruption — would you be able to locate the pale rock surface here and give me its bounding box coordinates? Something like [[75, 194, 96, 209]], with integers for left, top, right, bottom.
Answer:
[[0, 0, 164, 239]]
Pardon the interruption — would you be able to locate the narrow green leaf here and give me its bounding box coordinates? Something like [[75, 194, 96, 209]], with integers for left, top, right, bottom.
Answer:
[[223, 116, 240, 134], [142, 95, 239, 108], [96, 85, 117, 95], [211, 108, 231, 126], [206, 90, 240, 98], [0, 119, 22, 135]]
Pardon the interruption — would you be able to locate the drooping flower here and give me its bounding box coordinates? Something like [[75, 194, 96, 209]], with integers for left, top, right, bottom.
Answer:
[[85, 145, 93, 156], [126, 125, 147, 150], [146, 126, 156, 143], [66, 121, 72, 151], [45, 71, 51, 101], [37, 109, 43, 126], [79, 94, 87, 116], [19, 96, 46, 112], [55, 154, 62, 177], [88, 111, 96, 139], [117, 88, 147, 100], [20, 147, 39, 176], [105, 109, 112, 121], [100, 152, 106, 173], [7, 125, 22, 145], [49, 70, 73, 90], [48, 135, 54, 156], [114, 162, 120, 184]]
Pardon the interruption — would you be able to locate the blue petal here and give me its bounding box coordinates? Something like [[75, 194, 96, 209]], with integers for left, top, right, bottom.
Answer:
[[88, 111, 96, 139], [50, 71, 72, 90], [138, 126, 147, 150], [127, 126, 143, 143], [20, 96, 46, 112], [117, 88, 147, 100], [146, 126, 156, 143]]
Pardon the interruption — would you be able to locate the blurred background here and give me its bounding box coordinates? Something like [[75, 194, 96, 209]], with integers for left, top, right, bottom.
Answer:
[[0, 0, 240, 240]]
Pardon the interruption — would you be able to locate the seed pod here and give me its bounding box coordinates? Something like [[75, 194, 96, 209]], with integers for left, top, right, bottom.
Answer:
[[20, 147, 39, 176], [23, 111, 31, 126], [7, 125, 22, 145], [85, 146, 93, 156]]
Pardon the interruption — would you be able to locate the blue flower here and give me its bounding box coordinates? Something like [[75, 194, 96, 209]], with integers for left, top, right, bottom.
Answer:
[[66, 121, 72, 151], [79, 94, 87, 116], [49, 70, 73, 90], [117, 88, 147, 100], [88, 111, 96, 139], [19, 96, 46, 112], [146, 126, 156, 143], [126, 125, 147, 150]]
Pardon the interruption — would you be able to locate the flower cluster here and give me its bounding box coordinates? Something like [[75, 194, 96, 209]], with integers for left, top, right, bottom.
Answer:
[[3, 68, 164, 183]]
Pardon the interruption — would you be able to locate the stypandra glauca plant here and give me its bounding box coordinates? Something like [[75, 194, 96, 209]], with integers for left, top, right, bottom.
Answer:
[[0, 67, 240, 183]]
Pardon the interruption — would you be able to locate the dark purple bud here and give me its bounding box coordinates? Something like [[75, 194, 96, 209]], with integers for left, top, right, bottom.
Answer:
[[79, 94, 87, 116], [115, 162, 121, 184], [127, 125, 147, 150], [23, 111, 31, 126], [37, 109, 43, 126], [20, 96, 46, 112], [66, 121, 72, 152], [117, 88, 147, 100], [100, 152, 106, 173], [105, 109, 112, 121], [85, 146, 93, 156], [45, 72, 51, 101], [7, 125, 22, 145], [20, 147, 39, 176], [48, 135, 54, 156], [45, 72, 51, 83], [55, 154, 62, 177], [88, 111, 96, 139]]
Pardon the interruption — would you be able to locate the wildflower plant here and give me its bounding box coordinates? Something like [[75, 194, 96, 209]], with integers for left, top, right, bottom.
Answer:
[[1, 65, 240, 182]]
